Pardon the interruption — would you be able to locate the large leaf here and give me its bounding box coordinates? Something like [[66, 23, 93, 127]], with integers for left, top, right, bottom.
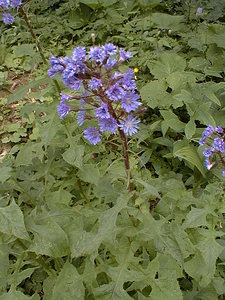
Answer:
[[26, 208, 70, 258], [52, 261, 85, 300], [0, 245, 9, 291], [0, 201, 30, 242], [140, 79, 171, 109], [77, 164, 100, 185], [182, 207, 208, 229], [173, 141, 206, 176], [151, 53, 186, 79], [62, 142, 84, 169]]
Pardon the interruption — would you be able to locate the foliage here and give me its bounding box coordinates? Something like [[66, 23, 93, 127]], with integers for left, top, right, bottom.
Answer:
[[0, 0, 225, 299]]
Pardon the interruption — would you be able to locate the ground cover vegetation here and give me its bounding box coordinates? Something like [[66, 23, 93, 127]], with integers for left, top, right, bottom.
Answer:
[[0, 0, 225, 299]]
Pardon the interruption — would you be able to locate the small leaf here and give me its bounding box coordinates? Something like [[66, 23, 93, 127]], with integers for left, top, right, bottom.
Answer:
[[185, 118, 196, 140]]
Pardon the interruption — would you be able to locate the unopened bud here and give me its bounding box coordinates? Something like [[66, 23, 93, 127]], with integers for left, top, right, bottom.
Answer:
[[91, 33, 95, 44]]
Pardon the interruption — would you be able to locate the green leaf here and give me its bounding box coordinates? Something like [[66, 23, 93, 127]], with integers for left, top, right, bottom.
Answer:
[[14, 44, 35, 57], [150, 274, 183, 300], [0, 166, 11, 183], [151, 13, 184, 31], [52, 261, 85, 300], [0, 201, 30, 241], [140, 80, 171, 109], [26, 208, 70, 258], [160, 110, 185, 133], [196, 234, 224, 283], [166, 71, 196, 91], [9, 267, 37, 288], [0, 245, 9, 291], [7, 77, 50, 104], [77, 164, 100, 185], [0, 289, 31, 300], [182, 207, 208, 229], [151, 53, 186, 79], [15, 142, 44, 167], [185, 118, 196, 140], [173, 141, 206, 177], [62, 143, 84, 169]]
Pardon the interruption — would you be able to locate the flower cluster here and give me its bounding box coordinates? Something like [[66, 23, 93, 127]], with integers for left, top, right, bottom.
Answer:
[[199, 125, 225, 176], [48, 44, 141, 145], [0, 0, 22, 25]]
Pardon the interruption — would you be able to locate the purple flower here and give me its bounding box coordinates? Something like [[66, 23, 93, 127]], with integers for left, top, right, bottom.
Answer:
[[112, 72, 122, 80], [95, 102, 110, 119], [62, 63, 83, 91], [119, 115, 140, 136], [106, 83, 125, 102], [203, 147, 213, 158], [88, 78, 102, 91], [222, 170, 225, 177], [88, 46, 106, 64], [77, 99, 86, 126], [215, 126, 223, 134], [84, 127, 101, 145], [104, 57, 117, 69], [60, 93, 73, 102], [199, 125, 215, 145], [0, 0, 9, 8], [122, 69, 136, 91], [57, 93, 72, 119], [204, 158, 215, 170], [57, 102, 70, 119], [98, 116, 118, 134], [3, 13, 14, 25], [121, 91, 141, 113], [103, 43, 117, 56], [119, 48, 132, 61], [77, 110, 85, 126], [10, 0, 22, 7], [196, 7, 203, 16], [212, 138, 225, 152], [199, 138, 206, 146], [48, 56, 65, 78], [72, 46, 86, 62]]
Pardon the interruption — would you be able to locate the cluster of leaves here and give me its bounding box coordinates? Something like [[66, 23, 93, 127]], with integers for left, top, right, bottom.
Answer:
[[0, 0, 225, 299]]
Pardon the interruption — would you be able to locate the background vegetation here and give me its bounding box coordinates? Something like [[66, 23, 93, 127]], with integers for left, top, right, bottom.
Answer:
[[0, 0, 225, 299]]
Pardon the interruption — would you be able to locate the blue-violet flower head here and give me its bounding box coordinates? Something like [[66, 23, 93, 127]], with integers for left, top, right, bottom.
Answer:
[[121, 91, 141, 113], [212, 138, 225, 152], [72, 46, 86, 62], [119, 115, 140, 136], [119, 48, 132, 61], [57, 102, 70, 119], [106, 83, 125, 102], [88, 46, 106, 64], [88, 77, 102, 91], [0, 0, 9, 8], [3, 13, 14, 25], [84, 127, 101, 145], [10, 0, 22, 7], [98, 116, 118, 134], [95, 102, 110, 119]]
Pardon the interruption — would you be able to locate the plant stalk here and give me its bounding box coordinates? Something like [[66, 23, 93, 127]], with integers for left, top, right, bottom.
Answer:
[[106, 100, 133, 191], [18, 6, 61, 94]]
